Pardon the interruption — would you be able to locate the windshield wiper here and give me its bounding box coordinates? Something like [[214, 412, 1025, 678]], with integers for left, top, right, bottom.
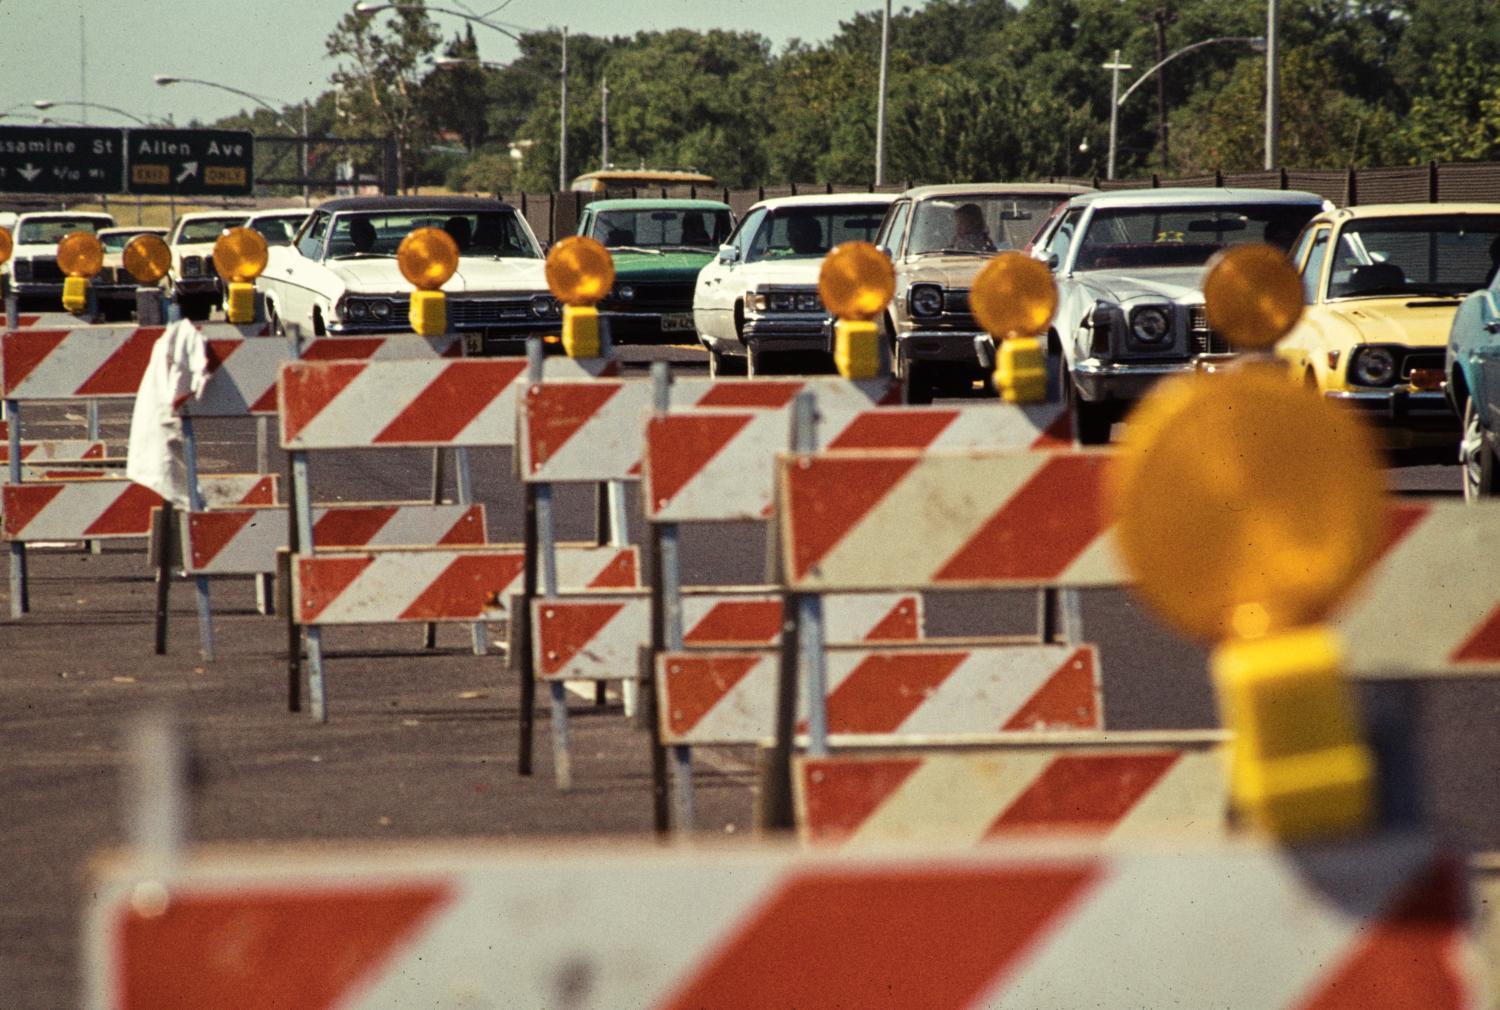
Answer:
[[330, 252, 395, 260], [660, 244, 714, 252], [608, 245, 662, 256], [922, 247, 1000, 257]]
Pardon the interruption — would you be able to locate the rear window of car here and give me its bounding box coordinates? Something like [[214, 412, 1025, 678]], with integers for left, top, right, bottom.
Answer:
[[175, 218, 247, 245], [590, 208, 733, 251], [251, 216, 308, 246]]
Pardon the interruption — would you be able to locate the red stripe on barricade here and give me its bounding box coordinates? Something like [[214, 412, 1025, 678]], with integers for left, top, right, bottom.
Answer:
[[313, 507, 397, 547], [524, 382, 620, 472], [935, 454, 1109, 582], [787, 456, 920, 581], [662, 654, 762, 736], [984, 753, 1181, 836], [297, 556, 376, 622], [16, 314, 39, 327], [75, 328, 161, 396], [538, 601, 625, 676], [646, 413, 753, 512], [300, 338, 384, 360], [684, 599, 783, 645], [375, 360, 524, 444], [82, 443, 106, 459], [818, 652, 968, 734], [2, 330, 69, 394], [1031, 411, 1074, 448], [84, 483, 164, 536], [1379, 501, 1431, 558], [204, 339, 242, 370], [694, 382, 802, 408], [1295, 857, 1468, 1010], [397, 554, 526, 620], [1002, 646, 1099, 730], [800, 757, 922, 844], [280, 363, 366, 444], [237, 477, 277, 506], [187, 511, 256, 569], [1, 484, 64, 536], [656, 866, 1099, 1010], [115, 884, 450, 1010], [862, 596, 919, 641], [1451, 604, 1500, 665], [587, 549, 638, 588], [826, 410, 958, 451], [435, 505, 487, 546]]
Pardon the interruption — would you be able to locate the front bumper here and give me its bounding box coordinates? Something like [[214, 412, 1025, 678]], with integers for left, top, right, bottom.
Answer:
[[1071, 357, 1204, 402], [174, 276, 220, 296], [1324, 389, 1456, 433], [743, 314, 829, 352], [900, 328, 989, 368], [601, 309, 697, 342]]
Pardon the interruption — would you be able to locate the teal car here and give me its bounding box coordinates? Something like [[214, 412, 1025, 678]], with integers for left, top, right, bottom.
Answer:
[[576, 198, 734, 343], [1447, 281, 1500, 499]]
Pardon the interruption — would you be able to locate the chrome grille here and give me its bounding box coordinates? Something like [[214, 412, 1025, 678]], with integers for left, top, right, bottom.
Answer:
[[943, 289, 971, 315], [22, 258, 65, 283], [1190, 305, 1231, 354], [1401, 351, 1444, 378], [447, 297, 536, 326], [625, 281, 694, 311]]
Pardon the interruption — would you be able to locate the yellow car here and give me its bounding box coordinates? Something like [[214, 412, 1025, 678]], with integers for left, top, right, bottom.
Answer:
[[1276, 203, 1500, 449]]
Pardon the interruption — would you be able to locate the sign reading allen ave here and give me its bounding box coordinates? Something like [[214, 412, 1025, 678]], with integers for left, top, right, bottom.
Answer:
[[0, 125, 253, 197]]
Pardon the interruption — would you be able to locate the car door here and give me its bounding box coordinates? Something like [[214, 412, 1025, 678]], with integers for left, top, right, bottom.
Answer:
[[1277, 224, 1333, 381], [695, 207, 764, 341], [266, 211, 330, 336]]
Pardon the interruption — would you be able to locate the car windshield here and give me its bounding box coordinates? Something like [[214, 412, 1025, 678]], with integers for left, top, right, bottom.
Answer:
[[99, 231, 160, 253], [250, 215, 308, 246], [176, 218, 247, 244], [17, 218, 108, 244], [325, 210, 540, 259], [1073, 203, 1318, 271], [744, 205, 888, 262], [1326, 215, 1500, 299], [590, 208, 732, 251], [908, 194, 1065, 256]]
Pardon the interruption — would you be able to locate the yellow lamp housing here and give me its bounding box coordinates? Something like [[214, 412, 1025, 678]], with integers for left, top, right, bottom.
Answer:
[[57, 232, 104, 316], [409, 290, 447, 337], [397, 228, 461, 337], [546, 236, 615, 307], [122, 234, 172, 285], [995, 337, 1047, 403], [833, 320, 881, 379], [969, 253, 1057, 404], [562, 304, 602, 358]]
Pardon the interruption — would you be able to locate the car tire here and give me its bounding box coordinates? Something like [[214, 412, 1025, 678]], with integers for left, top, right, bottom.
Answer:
[[707, 346, 725, 379], [1066, 376, 1113, 445], [1461, 397, 1498, 501], [268, 302, 286, 338]]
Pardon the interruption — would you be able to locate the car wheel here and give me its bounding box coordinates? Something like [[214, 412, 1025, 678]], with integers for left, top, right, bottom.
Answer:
[[707, 346, 724, 379], [1461, 397, 1498, 501], [267, 301, 287, 338], [1065, 376, 1113, 445]]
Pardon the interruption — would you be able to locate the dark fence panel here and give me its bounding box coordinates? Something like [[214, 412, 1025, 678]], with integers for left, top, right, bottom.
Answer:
[[1436, 163, 1500, 203], [1356, 166, 1431, 206], [1284, 171, 1348, 205]]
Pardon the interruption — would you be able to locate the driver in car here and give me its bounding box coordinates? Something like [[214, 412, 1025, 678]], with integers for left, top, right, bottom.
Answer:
[[952, 203, 997, 252]]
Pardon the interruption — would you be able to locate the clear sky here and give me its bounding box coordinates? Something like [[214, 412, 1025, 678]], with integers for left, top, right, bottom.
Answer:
[[0, 0, 886, 128]]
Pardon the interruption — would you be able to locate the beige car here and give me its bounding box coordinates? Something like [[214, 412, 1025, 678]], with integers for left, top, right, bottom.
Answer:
[[874, 183, 1092, 402]]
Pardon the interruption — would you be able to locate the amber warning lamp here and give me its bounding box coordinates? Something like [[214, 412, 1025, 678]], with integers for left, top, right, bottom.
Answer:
[[398, 228, 460, 336], [0, 228, 12, 270], [122, 234, 172, 286], [213, 227, 269, 324], [56, 232, 104, 316], [971, 252, 1056, 403], [545, 236, 614, 358], [1108, 243, 1386, 842], [818, 241, 894, 379]]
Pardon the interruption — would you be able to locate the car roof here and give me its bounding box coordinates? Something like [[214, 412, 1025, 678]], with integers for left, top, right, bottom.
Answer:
[[247, 208, 311, 220], [900, 182, 1094, 201], [98, 226, 167, 235], [1312, 202, 1500, 224], [748, 193, 897, 213], [586, 198, 731, 212], [175, 211, 249, 223], [314, 195, 514, 214], [17, 211, 113, 220], [1062, 187, 1327, 209]]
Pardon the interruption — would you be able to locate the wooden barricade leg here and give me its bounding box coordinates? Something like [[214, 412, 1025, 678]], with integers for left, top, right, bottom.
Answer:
[[152, 504, 175, 655], [423, 447, 445, 650], [5, 399, 28, 617], [454, 447, 486, 657], [516, 483, 538, 776]]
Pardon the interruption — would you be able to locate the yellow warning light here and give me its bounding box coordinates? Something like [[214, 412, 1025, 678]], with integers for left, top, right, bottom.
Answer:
[[1108, 364, 1386, 643], [970, 252, 1057, 341], [546, 236, 615, 307], [212, 227, 269, 283], [0, 228, 12, 266], [122, 234, 172, 285], [56, 232, 104, 279], [397, 227, 460, 292], [818, 241, 894, 322], [1202, 243, 1303, 350]]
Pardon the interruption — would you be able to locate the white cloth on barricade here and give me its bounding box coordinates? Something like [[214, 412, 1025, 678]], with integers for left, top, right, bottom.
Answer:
[[125, 319, 209, 508]]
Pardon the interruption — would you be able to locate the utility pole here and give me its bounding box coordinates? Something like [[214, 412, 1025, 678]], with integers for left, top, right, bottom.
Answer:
[[558, 25, 569, 191], [301, 100, 310, 207], [601, 76, 609, 171], [874, 0, 891, 187], [1153, 8, 1170, 173], [1104, 49, 1132, 180], [1264, 0, 1279, 170]]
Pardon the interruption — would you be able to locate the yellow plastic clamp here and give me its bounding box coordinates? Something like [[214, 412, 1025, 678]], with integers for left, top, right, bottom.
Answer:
[[1211, 625, 1375, 841], [834, 319, 880, 379], [994, 336, 1047, 403], [62, 276, 90, 315], [224, 282, 256, 325], [408, 290, 447, 337], [562, 304, 602, 358]]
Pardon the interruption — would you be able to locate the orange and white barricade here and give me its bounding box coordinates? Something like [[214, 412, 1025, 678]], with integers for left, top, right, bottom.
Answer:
[[85, 835, 1479, 1009]]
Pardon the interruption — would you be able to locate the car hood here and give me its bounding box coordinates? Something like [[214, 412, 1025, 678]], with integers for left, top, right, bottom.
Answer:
[[611, 250, 713, 280], [328, 256, 549, 294], [1069, 266, 1208, 304], [737, 259, 822, 288], [898, 253, 993, 289], [1323, 298, 1462, 347], [11, 244, 57, 259]]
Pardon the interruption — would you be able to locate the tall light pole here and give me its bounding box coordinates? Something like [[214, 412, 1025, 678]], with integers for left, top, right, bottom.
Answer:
[[559, 26, 568, 191], [874, 0, 891, 187], [1265, 0, 1279, 170], [33, 100, 149, 126], [600, 76, 609, 171], [1106, 36, 1264, 181], [155, 75, 310, 204]]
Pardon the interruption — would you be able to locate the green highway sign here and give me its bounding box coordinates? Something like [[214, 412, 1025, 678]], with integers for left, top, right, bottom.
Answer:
[[0, 126, 125, 194], [126, 128, 254, 196]]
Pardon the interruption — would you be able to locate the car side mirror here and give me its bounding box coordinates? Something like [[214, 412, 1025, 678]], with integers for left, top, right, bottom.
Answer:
[[877, 245, 893, 261], [1035, 250, 1060, 270], [717, 243, 739, 265]]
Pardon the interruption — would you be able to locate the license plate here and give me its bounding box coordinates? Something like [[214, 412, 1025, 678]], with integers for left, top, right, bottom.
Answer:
[[661, 313, 694, 332], [464, 333, 484, 355]]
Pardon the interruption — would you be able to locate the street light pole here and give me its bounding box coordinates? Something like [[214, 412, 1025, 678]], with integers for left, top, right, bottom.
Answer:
[[1265, 0, 1279, 170], [559, 25, 568, 191], [600, 76, 609, 171], [1104, 50, 1131, 181], [874, 0, 891, 187], [33, 99, 149, 126]]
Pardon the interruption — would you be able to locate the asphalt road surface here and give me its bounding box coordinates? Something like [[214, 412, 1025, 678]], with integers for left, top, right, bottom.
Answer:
[[4, 342, 1497, 1009]]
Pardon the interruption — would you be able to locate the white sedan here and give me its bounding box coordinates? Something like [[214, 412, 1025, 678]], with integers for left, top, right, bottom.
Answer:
[[258, 195, 559, 354]]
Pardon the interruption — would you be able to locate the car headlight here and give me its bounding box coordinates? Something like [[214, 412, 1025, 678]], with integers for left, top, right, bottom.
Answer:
[[370, 300, 392, 321], [13, 259, 32, 281], [347, 299, 371, 321], [768, 292, 795, 312], [1350, 347, 1397, 386], [615, 284, 635, 301], [531, 294, 560, 318], [1130, 306, 1172, 344], [795, 292, 821, 312], [909, 283, 943, 318], [182, 256, 202, 277]]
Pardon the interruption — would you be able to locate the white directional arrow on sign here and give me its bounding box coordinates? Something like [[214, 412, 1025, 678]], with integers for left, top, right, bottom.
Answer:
[[18, 164, 41, 182], [175, 161, 198, 183]]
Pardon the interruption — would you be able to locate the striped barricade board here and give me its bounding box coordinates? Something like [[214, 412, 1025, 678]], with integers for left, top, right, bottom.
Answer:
[[681, 589, 922, 646], [277, 357, 618, 450], [84, 836, 1477, 1009], [4, 474, 274, 542], [792, 731, 1230, 847], [521, 377, 901, 484], [778, 448, 1122, 591], [296, 544, 638, 625], [1338, 499, 1500, 678], [0, 435, 110, 466], [646, 403, 1074, 522], [657, 643, 1102, 745]]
